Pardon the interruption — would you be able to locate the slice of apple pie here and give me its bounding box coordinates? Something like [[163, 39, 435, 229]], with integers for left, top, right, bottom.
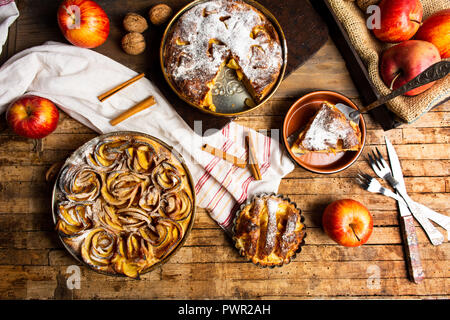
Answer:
[[291, 101, 362, 155]]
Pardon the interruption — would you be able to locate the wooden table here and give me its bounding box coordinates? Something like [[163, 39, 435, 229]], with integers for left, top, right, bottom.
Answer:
[[0, 0, 449, 300]]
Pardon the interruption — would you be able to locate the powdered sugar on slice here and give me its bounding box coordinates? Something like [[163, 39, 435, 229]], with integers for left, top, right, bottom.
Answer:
[[301, 104, 356, 151]]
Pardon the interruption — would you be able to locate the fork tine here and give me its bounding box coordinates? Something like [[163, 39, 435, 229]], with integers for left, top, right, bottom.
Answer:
[[355, 176, 368, 188], [376, 147, 390, 170], [361, 172, 373, 181], [371, 150, 382, 170], [367, 153, 377, 170]]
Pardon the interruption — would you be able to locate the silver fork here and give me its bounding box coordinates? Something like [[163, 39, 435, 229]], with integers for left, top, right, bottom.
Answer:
[[356, 171, 406, 202], [368, 148, 445, 245]]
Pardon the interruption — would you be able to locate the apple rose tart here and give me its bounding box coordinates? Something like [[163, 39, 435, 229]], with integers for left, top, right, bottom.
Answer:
[[54, 133, 195, 278]]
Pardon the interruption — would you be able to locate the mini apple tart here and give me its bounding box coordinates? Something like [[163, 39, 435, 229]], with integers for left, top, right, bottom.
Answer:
[[232, 194, 306, 267], [53, 132, 195, 278]]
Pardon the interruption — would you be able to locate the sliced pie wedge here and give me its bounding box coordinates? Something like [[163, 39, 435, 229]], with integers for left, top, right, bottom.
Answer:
[[291, 101, 362, 155]]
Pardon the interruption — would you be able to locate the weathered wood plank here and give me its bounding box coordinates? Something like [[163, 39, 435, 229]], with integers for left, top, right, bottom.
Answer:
[[45, 243, 449, 267], [279, 177, 447, 194], [159, 260, 449, 281], [0, 225, 445, 251], [4, 274, 447, 299]]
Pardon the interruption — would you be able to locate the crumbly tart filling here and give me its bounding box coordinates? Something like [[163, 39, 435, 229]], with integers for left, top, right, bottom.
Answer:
[[55, 135, 194, 278], [291, 101, 362, 155], [233, 195, 305, 267], [165, 0, 283, 111]]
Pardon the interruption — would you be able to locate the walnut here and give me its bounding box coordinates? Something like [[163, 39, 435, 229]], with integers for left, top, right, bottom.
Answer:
[[121, 32, 146, 55], [149, 4, 173, 26], [123, 13, 148, 33]]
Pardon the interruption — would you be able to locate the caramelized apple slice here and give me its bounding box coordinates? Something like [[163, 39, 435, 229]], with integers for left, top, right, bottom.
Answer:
[[151, 161, 182, 193], [57, 202, 92, 236], [152, 218, 183, 259], [80, 228, 116, 271], [161, 190, 192, 222], [59, 165, 101, 202]]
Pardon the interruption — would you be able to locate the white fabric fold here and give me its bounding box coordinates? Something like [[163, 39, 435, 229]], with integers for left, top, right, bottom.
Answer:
[[0, 0, 19, 55], [0, 41, 295, 232]]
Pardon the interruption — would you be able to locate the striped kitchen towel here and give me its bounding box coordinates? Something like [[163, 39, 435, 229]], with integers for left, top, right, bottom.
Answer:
[[193, 122, 294, 232]]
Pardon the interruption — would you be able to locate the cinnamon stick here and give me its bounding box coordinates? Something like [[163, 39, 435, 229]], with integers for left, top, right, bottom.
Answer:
[[98, 73, 145, 102], [109, 96, 155, 126], [246, 134, 261, 180], [201, 144, 247, 168]]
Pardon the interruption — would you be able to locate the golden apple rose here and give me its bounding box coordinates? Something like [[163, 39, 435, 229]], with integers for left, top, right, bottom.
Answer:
[[56, 202, 92, 236], [59, 165, 101, 202], [81, 228, 116, 271]]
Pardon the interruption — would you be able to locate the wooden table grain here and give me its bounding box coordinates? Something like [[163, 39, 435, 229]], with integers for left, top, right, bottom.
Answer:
[[0, 0, 448, 300]]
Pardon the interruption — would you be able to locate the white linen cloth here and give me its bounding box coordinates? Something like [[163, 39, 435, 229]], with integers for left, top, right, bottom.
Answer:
[[0, 41, 295, 232], [0, 0, 18, 55]]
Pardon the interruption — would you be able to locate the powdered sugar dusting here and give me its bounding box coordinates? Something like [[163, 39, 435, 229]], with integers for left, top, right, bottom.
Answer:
[[168, 0, 282, 88], [301, 104, 356, 151], [264, 197, 280, 253]]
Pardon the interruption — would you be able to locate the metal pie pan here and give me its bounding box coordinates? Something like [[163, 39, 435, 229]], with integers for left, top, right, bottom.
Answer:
[[51, 131, 197, 278], [160, 0, 288, 117], [231, 192, 307, 268]]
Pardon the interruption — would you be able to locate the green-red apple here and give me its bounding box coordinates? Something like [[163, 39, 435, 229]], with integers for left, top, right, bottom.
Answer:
[[415, 9, 450, 59], [6, 95, 59, 139], [373, 0, 423, 43], [380, 40, 441, 96]]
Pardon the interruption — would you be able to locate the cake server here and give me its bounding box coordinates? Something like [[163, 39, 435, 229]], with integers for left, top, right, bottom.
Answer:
[[336, 60, 450, 124]]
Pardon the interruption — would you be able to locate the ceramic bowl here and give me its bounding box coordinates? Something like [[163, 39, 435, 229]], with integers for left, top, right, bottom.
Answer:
[[282, 91, 366, 174]]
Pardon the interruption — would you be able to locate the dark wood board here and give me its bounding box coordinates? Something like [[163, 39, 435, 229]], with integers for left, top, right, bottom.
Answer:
[[311, 0, 402, 131], [1, 0, 327, 135]]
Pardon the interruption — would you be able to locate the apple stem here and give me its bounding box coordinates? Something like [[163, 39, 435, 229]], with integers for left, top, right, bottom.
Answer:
[[389, 71, 402, 91], [350, 224, 361, 242], [62, 5, 76, 21], [410, 19, 422, 26]]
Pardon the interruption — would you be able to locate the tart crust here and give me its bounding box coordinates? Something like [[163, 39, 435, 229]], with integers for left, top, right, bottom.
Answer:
[[232, 194, 306, 267]]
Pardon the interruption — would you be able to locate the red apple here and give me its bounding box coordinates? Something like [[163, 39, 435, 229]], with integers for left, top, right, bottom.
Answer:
[[322, 199, 373, 247], [373, 0, 423, 43], [6, 95, 59, 139], [415, 9, 450, 59], [380, 40, 441, 96], [57, 0, 110, 48]]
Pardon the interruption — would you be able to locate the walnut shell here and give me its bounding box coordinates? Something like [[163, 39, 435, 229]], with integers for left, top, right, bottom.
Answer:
[[123, 13, 148, 33], [149, 4, 173, 26], [121, 32, 146, 55]]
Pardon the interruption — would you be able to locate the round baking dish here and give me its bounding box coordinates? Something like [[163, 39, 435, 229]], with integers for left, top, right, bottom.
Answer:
[[160, 0, 287, 117], [51, 131, 196, 278]]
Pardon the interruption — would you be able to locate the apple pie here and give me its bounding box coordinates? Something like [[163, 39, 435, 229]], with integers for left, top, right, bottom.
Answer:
[[54, 133, 194, 278], [233, 194, 306, 267], [291, 101, 362, 155], [164, 0, 283, 112]]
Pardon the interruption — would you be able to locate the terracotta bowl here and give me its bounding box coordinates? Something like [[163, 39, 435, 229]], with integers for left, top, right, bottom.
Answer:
[[282, 91, 366, 174]]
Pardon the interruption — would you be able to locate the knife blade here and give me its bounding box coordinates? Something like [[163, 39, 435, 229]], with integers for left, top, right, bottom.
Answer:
[[385, 137, 444, 245], [384, 137, 424, 283]]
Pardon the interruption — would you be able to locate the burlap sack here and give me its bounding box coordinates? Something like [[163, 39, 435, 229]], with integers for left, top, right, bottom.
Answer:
[[327, 0, 450, 123]]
